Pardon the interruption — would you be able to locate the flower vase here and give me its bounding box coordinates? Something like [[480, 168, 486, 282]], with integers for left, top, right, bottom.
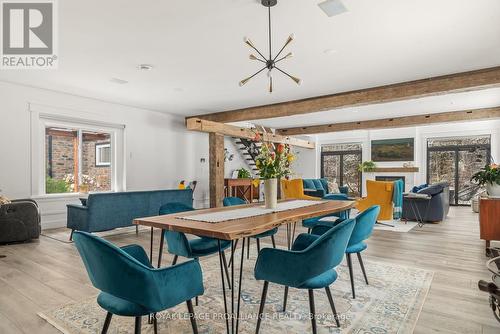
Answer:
[[264, 178, 278, 209], [486, 183, 500, 198]]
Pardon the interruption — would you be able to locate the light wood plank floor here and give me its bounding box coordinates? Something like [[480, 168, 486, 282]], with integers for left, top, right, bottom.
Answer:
[[0, 206, 498, 333]]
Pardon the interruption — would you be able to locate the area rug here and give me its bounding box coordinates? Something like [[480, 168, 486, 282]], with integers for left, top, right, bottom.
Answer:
[[373, 221, 419, 233], [38, 248, 433, 334]]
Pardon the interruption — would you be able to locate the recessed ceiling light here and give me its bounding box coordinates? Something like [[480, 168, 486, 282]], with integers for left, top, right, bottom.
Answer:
[[110, 78, 128, 84], [323, 48, 337, 55], [318, 0, 348, 17], [137, 64, 153, 71]]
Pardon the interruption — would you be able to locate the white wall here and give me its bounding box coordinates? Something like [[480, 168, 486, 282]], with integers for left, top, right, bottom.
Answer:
[[0, 81, 203, 229], [303, 120, 500, 195]]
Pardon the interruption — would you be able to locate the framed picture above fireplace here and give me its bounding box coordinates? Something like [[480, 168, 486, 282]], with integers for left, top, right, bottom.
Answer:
[[371, 138, 414, 162]]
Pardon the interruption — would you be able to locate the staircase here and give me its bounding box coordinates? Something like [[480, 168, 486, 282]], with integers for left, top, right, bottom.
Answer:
[[233, 137, 262, 175]]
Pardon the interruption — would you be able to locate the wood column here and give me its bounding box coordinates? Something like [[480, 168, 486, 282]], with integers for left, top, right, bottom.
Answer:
[[209, 133, 224, 208]]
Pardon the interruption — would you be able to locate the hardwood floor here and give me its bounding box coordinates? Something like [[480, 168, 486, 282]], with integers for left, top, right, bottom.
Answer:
[[0, 206, 498, 333]]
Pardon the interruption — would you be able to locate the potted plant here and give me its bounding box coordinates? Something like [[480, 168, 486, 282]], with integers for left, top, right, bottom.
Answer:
[[471, 163, 500, 198], [358, 161, 377, 172], [252, 133, 295, 209], [237, 168, 252, 179]]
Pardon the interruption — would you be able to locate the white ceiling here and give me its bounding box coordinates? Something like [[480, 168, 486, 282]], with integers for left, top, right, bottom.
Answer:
[[1, 0, 500, 123]]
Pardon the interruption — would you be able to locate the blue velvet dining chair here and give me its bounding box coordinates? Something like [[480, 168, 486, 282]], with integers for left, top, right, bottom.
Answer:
[[223, 197, 278, 260], [312, 205, 380, 299], [254, 218, 356, 333], [73, 231, 203, 334], [302, 193, 351, 233], [158, 203, 232, 293]]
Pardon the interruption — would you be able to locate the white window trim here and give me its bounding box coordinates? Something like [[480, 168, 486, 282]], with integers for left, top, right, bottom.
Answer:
[[29, 103, 126, 198], [95, 143, 111, 167]]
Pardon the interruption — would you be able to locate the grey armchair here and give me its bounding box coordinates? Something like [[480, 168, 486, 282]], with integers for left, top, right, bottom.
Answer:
[[402, 182, 450, 222], [0, 199, 41, 244]]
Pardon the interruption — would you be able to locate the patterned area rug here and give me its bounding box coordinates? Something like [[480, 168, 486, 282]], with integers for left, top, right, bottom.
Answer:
[[38, 248, 433, 334]]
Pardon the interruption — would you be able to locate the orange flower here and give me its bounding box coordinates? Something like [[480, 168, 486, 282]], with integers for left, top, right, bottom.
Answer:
[[491, 163, 499, 169], [277, 143, 285, 154], [253, 132, 261, 142]]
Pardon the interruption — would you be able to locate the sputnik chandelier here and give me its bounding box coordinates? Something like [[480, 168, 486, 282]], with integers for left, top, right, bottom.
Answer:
[[239, 0, 301, 93]]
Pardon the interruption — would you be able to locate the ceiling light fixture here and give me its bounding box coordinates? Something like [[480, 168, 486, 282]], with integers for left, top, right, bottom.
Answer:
[[318, 0, 348, 17], [137, 64, 153, 71], [240, 0, 301, 93]]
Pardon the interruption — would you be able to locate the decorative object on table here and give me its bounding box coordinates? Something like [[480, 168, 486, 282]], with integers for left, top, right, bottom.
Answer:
[[239, 0, 301, 93], [471, 163, 500, 198], [0, 198, 40, 244], [358, 160, 377, 172], [73, 231, 203, 334], [237, 168, 252, 179], [478, 252, 500, 323], [253, 132, 295, 209]]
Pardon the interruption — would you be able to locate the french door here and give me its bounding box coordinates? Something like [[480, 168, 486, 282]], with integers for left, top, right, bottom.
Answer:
[[321, 147, 362, 197], [427, 137, 491, 206]]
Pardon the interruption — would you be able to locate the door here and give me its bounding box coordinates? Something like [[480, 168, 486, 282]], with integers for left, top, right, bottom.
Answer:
[[427, 137, 491, 206], [321, 147, 362, 197]]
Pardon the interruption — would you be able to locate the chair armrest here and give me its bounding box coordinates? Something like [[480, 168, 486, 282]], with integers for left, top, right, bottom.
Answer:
[[67, 204, 88, 231], [292, 233, 319, 251], [121, 244, 152, 268], [149, 259, 204, 310]]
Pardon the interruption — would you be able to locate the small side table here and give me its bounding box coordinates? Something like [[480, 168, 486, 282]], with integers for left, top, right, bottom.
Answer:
[[403, 193, 432, 227]]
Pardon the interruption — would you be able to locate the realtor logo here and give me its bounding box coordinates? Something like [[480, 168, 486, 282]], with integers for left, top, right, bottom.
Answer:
[[1, 0, 57, 69]]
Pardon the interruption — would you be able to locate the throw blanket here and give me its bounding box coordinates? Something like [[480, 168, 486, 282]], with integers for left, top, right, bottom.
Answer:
[[392, 180, 404, 219]]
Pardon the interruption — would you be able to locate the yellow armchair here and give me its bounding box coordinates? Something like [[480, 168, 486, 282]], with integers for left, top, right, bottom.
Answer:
[[356, 180, 394, 220], [281, 179, 317, 200]]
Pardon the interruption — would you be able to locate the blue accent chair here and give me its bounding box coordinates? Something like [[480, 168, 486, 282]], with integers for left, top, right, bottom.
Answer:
[[223, 197, 278, 258], [158, 203, 232, 294], [302, 193, 351, 233], [67, 189, 193, 240], [312, 205, 380, 299], [73, 231, 203, 334], [254, 219, 356, 333]]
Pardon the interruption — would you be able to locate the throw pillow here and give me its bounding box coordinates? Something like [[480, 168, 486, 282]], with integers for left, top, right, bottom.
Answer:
[[0, 195, 11, 205], [328, 181, 340, 194]]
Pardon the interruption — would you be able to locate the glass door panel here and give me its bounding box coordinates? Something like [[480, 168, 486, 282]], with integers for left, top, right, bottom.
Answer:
[[428, 150, 456, 204], [343, 153, 362, 197], [322, 154, 341, 184], [457, 148, 489, 205]]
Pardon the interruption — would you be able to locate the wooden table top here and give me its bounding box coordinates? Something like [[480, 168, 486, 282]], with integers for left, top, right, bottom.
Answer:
[[134, 199, 355, 240]]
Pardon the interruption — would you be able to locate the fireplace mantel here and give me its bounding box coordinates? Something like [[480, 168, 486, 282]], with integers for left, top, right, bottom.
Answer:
[[369, 167, 419, 173]]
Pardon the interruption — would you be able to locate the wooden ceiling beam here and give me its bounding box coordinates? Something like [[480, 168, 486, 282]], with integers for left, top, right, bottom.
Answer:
[[276, 106, 500, 135], [186, 117, 315, 149], [187, 66, 500, 123]]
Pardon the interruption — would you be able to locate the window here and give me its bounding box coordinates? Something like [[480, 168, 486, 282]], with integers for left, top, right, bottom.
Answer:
[[45, 127, 113, 194], [321, 143, 362, 196], [95, 143, 111, 167]]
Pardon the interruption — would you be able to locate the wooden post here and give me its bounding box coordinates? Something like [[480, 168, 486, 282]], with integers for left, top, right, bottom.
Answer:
[[209, 133, 224, 208]]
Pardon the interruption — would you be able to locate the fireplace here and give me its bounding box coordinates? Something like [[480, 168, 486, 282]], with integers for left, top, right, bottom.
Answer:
[[375, 176, 406, 191]]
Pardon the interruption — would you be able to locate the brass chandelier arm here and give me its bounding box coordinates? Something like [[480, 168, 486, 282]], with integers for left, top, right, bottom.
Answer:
[[272, 35, 294, 62], [239, 66, 268, 86], [275, 66, 301, 85], [245, 40, 268, 62], [274, 52, 293, 64]]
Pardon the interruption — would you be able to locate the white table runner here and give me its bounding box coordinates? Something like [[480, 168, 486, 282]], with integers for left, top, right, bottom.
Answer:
[[179, 200, 325, 223]]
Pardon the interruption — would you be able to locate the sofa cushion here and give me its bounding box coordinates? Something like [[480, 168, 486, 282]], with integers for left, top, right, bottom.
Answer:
[[411, 183, 428, 193], [303, 179, 315, 190], [312, 179, 324, 191], [418, 184, 444, 196]]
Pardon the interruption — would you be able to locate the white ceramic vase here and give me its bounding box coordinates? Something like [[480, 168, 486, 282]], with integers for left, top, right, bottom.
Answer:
[[264, 178, 278, 209], [486, 182, 500, 198]]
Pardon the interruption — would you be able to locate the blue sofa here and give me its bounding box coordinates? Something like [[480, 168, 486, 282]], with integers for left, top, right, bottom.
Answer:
[[302, 178, 349, 198], [67, 189, 193, 238]]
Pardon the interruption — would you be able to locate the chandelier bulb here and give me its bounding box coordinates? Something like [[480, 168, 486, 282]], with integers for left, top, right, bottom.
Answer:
[[244, 37, 254, 48], [285, 52, 294, 59], [267, 69, 273, 78], [249, 54, 259, 60]]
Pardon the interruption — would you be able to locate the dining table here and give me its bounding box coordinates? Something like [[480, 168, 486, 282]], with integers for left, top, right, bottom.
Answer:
[[134, 198, 355, 334]]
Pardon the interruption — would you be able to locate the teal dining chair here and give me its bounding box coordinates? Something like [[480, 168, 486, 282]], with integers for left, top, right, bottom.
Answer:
[[254, 218, 356, 333], [73, 231, 203, 334], [312, 205, 380, 299], [157, 203, 232, 295], [223, 197, 278, 260], [302, 193, 351, 233]]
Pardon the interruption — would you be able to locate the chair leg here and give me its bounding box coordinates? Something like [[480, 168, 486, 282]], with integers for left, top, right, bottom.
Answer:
[[307, 228, 311, 234], [256, 238, 261, 252], [153, 313, 158, 334], [195, 296, 199, 306], [256, 281, 269, 334], [134, 316, 141, 334], [228, 239, 239, 267], [308, 289, 317, 334], [221, 251, 232, 288], [157, 231, 164, 268], [136, 225, 139, 235], [247, 237, 250, 259], [357, 252, 369, 285], [172, 255, 178, 266], [283, 286, 289, 312], [346, 253, 355, 299], [325, 287, 340, 327], [101, 312, 112, 334], [271, 235, 276, 248], [69, 229, 74, 241], [186, 299, 198, 334]]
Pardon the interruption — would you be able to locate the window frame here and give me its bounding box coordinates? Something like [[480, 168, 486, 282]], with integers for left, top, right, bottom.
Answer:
[[95, 142, 111, 167], [320, 144, 363, 197]]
